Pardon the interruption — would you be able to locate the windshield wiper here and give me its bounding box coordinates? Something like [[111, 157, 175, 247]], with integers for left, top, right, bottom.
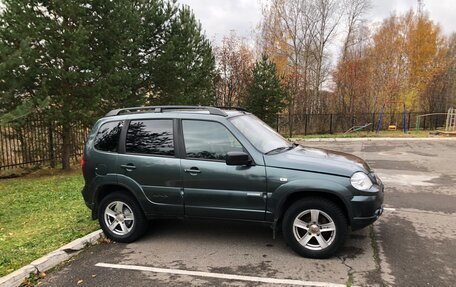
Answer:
[[265, 146, 292, 155]]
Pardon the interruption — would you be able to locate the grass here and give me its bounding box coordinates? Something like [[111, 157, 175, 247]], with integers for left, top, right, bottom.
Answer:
[[0, 170, 98, 277], [288, 130, 432, 139]]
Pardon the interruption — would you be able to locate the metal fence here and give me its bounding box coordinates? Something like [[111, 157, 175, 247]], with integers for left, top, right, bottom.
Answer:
[[277, 112, 448, 137], [0, 117, 88, 170], [0, 111, 448, 170]]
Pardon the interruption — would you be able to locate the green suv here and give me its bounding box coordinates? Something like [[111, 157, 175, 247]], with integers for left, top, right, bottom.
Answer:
[[82, 106, 384, 258]]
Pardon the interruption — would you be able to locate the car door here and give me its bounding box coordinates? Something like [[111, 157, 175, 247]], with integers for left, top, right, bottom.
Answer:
[[117, 119, 183, 216], [181, 119, 267, 221]]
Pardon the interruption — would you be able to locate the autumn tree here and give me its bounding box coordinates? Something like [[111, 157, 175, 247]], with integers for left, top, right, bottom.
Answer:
[[333, 0, 372, 114], [418, 33, 456, 112], [332, 24, 373, 114], [406, 12, 448, 112], [333, 6, 455, 120], [439, 34, 456, 109], [259, 0, 346, 135], [214, 31, 254, 107], [374, 11, 449, 113], [312, 0, 343, 111], [260, 0, 316, 117], [341, 0, 371, 61]]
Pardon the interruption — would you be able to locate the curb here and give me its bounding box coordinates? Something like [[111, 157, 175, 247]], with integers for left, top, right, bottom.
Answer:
[[293, 137, 456, 142], [0, 230, 104, 287]]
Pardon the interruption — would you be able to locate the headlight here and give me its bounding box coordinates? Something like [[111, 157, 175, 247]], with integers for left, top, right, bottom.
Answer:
[[350, 172, 373, 191]]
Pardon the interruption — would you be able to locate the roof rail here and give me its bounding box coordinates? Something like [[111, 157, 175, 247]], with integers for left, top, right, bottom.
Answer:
[[216, 106, 248, 112], [105, 106, 229, 117]]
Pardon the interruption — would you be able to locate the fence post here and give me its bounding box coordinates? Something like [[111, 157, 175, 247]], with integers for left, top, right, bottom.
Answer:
[[371, 113, 375, 132], [329, 114, 333, 134], [408, 112, 411, 131], [0, 125, 5, 169], [48, 121, 55, 168], [304, 114, 308, 136], [288, 112, 293, 138], [276, 114, 279, 132]]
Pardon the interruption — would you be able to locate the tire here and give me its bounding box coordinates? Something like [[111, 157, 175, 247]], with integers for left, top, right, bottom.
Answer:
[[98, 192, 148, 243], [282, 197, 347, 259]]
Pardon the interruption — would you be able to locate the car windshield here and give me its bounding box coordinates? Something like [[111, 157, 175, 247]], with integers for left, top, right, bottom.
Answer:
[[229, 114, 292, 153]]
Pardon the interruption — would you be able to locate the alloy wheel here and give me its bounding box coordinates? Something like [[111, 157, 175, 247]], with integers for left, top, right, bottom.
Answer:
[[104, 201, 135, 236], [292, 209, 336, 251]]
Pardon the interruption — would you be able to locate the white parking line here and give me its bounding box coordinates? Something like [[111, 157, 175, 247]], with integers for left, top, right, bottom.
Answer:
[[381, 207, 456, 217], [95, 262, 348, 287], [383, 207, 396, 211]]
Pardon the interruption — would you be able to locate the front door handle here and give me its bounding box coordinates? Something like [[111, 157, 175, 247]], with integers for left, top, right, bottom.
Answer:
[[184, 167, 201, 175], [121, 164, 136, 171]]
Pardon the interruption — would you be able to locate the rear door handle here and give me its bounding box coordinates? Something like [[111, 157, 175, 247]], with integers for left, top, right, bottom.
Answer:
[[184, 167, 201, 175], [121, 164, 136, 171]]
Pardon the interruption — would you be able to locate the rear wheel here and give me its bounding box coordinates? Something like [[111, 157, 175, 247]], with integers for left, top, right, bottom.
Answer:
[[282, 198, 347, 258], [98, 192, 148, 243]]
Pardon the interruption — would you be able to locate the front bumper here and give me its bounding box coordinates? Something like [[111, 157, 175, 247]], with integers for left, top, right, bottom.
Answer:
[[351, 205, 383, 230], [349, 183, 384, 230]]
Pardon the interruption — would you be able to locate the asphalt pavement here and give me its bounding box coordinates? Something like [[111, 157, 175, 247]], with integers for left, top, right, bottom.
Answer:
[[39, 139, 456, 287]]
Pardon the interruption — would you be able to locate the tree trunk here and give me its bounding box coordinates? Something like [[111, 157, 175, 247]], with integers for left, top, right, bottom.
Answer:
[[15, 127, 32, 164], [48, 121, 56, 168], [288, 100, 294, 138], [61, 123, 71, 170]]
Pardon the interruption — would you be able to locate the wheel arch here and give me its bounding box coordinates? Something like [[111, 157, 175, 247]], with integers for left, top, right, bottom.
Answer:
[[275, 190, 351, 227], [93, 183, 145, 219]]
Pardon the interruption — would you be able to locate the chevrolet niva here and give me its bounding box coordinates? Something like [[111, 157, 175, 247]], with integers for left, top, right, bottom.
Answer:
[[82, 106, 384, 258]]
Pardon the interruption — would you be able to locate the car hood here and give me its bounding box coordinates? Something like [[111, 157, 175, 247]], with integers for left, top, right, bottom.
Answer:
[[264, 145, 371, 177]]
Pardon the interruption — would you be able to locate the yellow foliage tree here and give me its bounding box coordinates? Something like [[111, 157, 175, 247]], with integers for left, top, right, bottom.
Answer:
[[406, 12, 448, 111]]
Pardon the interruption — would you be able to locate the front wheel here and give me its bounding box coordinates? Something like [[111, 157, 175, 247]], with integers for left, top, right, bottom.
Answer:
[[282, 198, 347, 258], [98, 192, 148, 243]]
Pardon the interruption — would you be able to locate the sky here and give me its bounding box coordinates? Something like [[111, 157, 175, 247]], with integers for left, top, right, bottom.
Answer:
[[177, 0, 456, 44], [2, 1, 453, 41], [178, 0, 264, 44]]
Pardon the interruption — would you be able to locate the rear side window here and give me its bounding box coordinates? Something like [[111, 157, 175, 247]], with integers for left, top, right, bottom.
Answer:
[[94, 121, 122, 152], [126, 120, 174, 156]]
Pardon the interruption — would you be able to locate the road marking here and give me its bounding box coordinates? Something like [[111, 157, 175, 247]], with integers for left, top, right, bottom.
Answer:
[[95, 262, 348, 287], [381, 207, 455, 217], [377, 173, 439, 187], [383, 207, 396, 211], [300, 137, 456, 142]]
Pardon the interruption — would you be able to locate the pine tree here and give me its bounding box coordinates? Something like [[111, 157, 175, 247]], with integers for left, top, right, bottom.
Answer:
[[0, 0, 216, 169], [244, 55, 286, 127], [0, 0, 147, 169], [151, 5, 216, 105]]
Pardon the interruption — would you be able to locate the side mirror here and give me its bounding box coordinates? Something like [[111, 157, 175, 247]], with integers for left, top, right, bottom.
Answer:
[[226, 151, 252, 166]]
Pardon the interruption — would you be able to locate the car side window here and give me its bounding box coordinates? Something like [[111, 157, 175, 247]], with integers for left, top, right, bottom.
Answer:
[[126, 120, 174, 156], [182, 120, 244, 160], [94, 121, 123, 152]]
